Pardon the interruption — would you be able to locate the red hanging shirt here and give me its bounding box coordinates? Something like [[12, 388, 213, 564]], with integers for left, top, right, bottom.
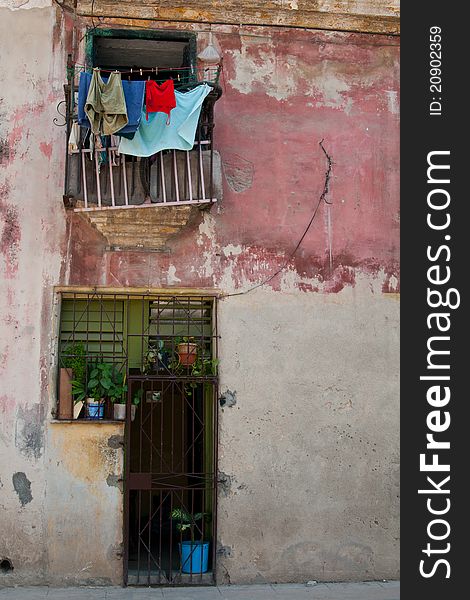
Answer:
[[145, 79, 176, 122]]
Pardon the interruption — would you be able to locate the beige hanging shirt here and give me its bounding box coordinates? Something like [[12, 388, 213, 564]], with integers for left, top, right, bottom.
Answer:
[[84, 69, 128, 135]]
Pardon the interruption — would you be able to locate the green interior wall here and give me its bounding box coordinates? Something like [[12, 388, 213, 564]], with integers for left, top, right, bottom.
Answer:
[[59, 298, 126, 360]]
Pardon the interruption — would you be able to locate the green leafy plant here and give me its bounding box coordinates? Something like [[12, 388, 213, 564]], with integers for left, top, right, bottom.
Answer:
[[108, 369, 128, 405], [62, 342, 87, 393], [71, 378, 87, 403], [174, 336, 195, 345], [132, 388, 143, 406], [171, 508, 208, 540], [191, 356, 219, 378], [143, 340, 169, 374], [169, 348, 218, 396], [87, 362, 115, 401]]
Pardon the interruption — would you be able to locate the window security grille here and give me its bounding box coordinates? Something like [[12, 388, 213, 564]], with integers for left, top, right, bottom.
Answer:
[[57, 291, 218, 585]]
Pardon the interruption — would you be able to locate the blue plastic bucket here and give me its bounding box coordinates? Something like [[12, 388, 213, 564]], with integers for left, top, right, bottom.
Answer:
[[88, 402, 104, 419], [180, 541, 209, 574]]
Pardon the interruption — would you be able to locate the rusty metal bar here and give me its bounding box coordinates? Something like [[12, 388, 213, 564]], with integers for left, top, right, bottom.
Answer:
[[186, 151, 193, 202], [198, 134, 206, 201], [108, 148, 115, 207], [94, 148, 102, 208], [173, 150, 180, 202], [125, 295, 217, 585], [122, 154, 129, 206], [81, 149, 88, 209], [160, 152, 167, 202]]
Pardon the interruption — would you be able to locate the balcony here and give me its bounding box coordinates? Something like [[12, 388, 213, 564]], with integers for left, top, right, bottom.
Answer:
[[62, 68, 222, 250]]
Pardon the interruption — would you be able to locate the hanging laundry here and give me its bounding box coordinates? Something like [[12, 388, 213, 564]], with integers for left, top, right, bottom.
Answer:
[[78, 71, 145, 136], [145, 79, 176, 121], [67, 122, 80, 154], [83, 69, 128, 135], [119, 84, 211, 158]]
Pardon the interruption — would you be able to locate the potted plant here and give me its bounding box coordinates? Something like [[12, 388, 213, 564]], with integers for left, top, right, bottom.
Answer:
[[175, 337, 198, 366], [143, 340, 169, 374], [171, 508, 210, 574], [60, 343, 87, 419], [70, 377, 87, 419], [170, 352, 218, 397], [131, 388, 143, 421], [108, 368, 128, 420], [85, 362, 115, 419]]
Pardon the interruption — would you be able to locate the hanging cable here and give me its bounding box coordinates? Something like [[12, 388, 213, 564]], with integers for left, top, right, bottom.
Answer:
[[220, 139, 333, 299]]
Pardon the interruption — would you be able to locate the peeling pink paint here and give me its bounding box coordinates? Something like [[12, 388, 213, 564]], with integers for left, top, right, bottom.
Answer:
[[65, 27, 399, 295], [39, 142, 52, 160], [0, 394, 16, 416]]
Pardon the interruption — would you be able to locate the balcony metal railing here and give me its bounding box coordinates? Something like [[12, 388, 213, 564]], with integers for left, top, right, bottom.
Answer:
[[68, 141, 216, 212]]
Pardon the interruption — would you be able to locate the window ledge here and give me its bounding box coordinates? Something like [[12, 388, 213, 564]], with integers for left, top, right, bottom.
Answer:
[[50, 419, 125, 424]]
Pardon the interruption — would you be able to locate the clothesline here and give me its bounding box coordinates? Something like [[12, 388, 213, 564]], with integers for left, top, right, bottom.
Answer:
[[69, 63, 222, 75]]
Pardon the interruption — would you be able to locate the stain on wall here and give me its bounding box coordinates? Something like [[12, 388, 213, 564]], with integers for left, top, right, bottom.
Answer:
[[45, 422, 124, 585], [0, 188, 21, 280], [222, 153, 255, 193], [14, 404, 45, 460], [12, 472, 33, 507]]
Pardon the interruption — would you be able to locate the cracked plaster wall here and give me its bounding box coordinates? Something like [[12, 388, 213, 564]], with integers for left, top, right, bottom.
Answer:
[[216, 286, 399, 583], [0, 1, 68, 585]]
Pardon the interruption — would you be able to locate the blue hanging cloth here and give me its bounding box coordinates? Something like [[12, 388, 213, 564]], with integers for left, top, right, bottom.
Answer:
[[118, 84, 211, 157], [77, 71, 145, 136]]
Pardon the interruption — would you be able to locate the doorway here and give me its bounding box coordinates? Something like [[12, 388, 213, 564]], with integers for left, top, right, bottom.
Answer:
[[124, 295, 218, 585]]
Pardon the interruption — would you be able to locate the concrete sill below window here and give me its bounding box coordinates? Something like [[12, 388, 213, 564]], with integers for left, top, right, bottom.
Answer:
[[50, 419, 125, 424]]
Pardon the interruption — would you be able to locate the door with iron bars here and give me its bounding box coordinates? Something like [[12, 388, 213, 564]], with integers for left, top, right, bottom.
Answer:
[[124, 295, 218, 585]]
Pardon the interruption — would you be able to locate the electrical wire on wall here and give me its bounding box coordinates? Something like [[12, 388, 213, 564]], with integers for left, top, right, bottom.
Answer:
[[220, 139, 333, 299]]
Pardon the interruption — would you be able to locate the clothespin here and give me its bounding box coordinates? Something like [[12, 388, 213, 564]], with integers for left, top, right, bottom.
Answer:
[[140, 68, 143, 76], [177, 73, 180, 82]]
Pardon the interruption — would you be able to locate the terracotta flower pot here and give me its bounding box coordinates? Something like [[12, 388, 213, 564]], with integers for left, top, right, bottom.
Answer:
[[177, 342, 197, 366]]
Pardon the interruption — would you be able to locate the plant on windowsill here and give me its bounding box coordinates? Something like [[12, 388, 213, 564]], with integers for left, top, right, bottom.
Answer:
[[60, 342, 87, 420], [143, 340, 170, 374], [108, 369, 128, 421], [175, 336, 198, 366], [171, 508, 210, 574], [131, 388, 143, 422], [169, 348, 218, 396], [84, 362, 115, 419]]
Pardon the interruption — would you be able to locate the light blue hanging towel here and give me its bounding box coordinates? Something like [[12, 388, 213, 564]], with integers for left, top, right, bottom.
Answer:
[[118, 84, 212, 157]]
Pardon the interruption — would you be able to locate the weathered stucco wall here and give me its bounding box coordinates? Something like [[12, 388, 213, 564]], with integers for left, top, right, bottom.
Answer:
[[45, 423, 124, 585], [1, 0, 399, 587], [217, 286, 399, 583], [0, 0, 67, 585]]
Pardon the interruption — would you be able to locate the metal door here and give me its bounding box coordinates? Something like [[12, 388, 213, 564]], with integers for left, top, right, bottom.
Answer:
[[124, 296, 218, 586]]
